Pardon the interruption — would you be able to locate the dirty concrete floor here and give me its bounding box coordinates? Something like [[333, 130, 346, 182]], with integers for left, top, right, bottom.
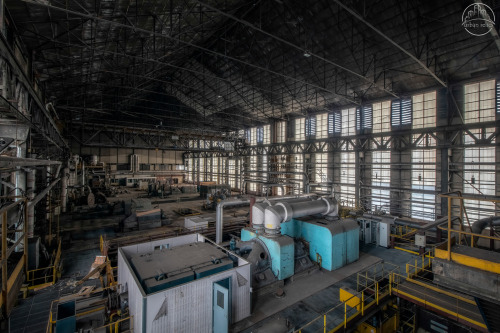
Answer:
[[8, 187, 421, 333], [234, 243, 418, 333], [8, 186, 246, 332]]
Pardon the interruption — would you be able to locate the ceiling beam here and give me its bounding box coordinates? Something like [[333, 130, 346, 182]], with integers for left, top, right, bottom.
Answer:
[[333, 0, 447, 88], [19, 0, 359, 105], [196, 0, 399, 99]]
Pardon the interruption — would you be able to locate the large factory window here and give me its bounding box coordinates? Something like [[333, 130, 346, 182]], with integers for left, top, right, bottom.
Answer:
[[293, 154, 303, 193], [372, 100, 391, 133], [371, 150, 391, 213], [340, 151, 356, 206], [261, 154, 268, 193], [316, 113, 328, 139], [411, 149, 436, 221], [256, 127, 264, 144], [306, 116, 316, 138], [464, 79, 495, 123], [391, 98, 412, 128], [413, 91, 436, 129], [328, 112, 341, 135], [275, 154, 288, 195], [212, 157, 219, 183], [249, 127, 258, 146], [228, 159, 236, 189], [315, 153, 329, 194], [249, 155, 258, 192], [263, 125, 271, 144], [295, 118, 305, 141], [199, 158, 205, 182], [206, 158, 212, 181], [220, 158, 227, 184], [463, 128, 496, 220], [187, 158, 193, 182], [356, 105, 372, 131], [341, 108, 356, 136], [276, 121, 286, 143]]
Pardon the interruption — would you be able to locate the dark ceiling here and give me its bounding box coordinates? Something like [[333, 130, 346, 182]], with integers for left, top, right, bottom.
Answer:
[[6, 0, 500, 135]]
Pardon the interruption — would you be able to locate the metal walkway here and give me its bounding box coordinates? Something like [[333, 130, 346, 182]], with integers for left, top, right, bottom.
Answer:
[[392, 277, 487, 332]]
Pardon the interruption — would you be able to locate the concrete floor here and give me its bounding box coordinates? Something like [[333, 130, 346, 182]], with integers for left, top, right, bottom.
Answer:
[[9, 248, 102, 333], [235, 244, 418, 333]]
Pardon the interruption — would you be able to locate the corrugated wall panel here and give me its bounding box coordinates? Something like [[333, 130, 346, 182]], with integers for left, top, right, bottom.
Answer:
[[118, 249, 144, 333], [146, 263, 251, 332], [119, 235, 251, 333]]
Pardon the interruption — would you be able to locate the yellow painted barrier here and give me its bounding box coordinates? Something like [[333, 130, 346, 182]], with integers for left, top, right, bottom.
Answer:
[[339, 287, 360, 311], [435, 247, 500, 275]]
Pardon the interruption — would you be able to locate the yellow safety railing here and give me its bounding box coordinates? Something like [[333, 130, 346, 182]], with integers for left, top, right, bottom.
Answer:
[[439, 192, 500, 260], [26, 240, 61, 289], [405, 253, 433, 278], [95, 316, 133, 333], [391, 225, 417, 239], [294, 263, 399, 333], [295, 249, 487, 333], [391, 271, 487, 330], [46, 285, 123, 333]]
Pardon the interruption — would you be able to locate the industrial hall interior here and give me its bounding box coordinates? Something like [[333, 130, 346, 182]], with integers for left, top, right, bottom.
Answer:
[[1, 0, 500, 332]]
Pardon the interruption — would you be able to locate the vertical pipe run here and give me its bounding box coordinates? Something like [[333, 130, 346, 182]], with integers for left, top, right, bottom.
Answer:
[[447, 197, 452, 260], [26, 168, 35, 238], [2, 211, 7, 316], [61, 167, 69, 213], [249, 197, 256, 227]]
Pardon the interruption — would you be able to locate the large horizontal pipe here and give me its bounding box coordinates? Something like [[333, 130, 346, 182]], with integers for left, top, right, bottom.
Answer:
[[252, 196, 317, 230], [0, 156, 62, 169], [215, 194, 316, 244], [264, 197, 338, 234]]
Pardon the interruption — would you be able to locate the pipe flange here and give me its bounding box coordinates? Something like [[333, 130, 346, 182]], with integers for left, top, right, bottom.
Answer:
[[275, 202, 293, 222], [320, 197, 332, 215]]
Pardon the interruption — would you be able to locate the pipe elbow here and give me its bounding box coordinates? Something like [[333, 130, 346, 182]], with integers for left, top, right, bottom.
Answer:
[[252, 202, 270, 230], [322, 197, 339, 217], [264, 206, 284, 234]]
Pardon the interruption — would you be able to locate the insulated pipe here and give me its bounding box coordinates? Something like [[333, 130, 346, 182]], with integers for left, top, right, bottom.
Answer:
[[215, 194, 316, 244], [471, 216, 500, 246], [252, 202, 271, 231], [264, 197, 338, 234], [249, 197, 256, 228], [61, 167, 69, 213], [252, 196, 318, 231]]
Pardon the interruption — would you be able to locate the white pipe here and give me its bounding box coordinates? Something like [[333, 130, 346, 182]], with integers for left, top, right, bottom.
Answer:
[[252, 196, 317, 230], [264, 197, 338, 234], [215, 194, 316, 244]]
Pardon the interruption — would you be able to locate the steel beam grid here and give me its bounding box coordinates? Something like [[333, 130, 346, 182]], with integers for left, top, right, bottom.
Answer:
[[0, 38, 67, 151], [0, 199, 27, 318], [18, 0, 360, 116]]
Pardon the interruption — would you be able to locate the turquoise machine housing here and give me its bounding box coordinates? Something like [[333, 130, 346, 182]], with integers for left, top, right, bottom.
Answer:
[[241, 217, 359, 279], [241, 228, 294, 280]]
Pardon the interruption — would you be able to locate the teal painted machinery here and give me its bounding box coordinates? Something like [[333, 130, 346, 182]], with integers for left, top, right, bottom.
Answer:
[[238, 197, 359, 286]]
